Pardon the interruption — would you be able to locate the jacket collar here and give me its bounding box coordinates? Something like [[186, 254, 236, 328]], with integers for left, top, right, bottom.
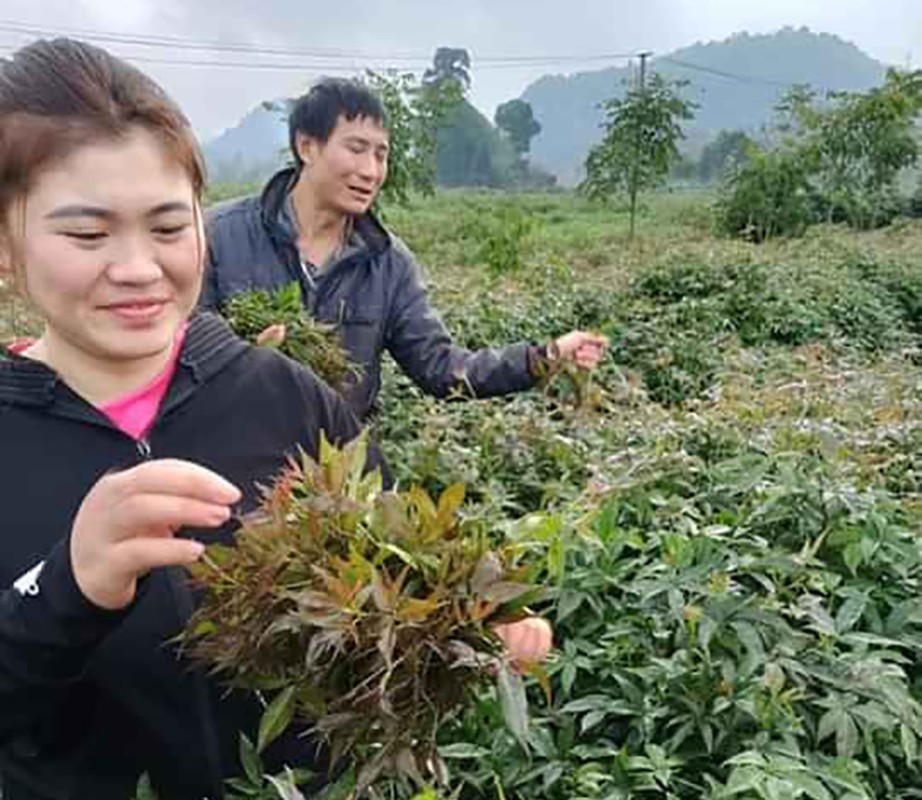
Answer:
[[259, 166, 392, 260], [0, 312, 246, 409]]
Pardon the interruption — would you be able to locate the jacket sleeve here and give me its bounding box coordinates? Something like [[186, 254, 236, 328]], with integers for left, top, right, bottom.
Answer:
[[384, 246, 541, 400], [197, 236, 221, 312], [0, 539, 127, 739]]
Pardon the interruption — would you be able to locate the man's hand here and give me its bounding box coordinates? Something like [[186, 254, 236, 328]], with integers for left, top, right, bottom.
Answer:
[[553, 331, 609, 370], [71, 460, 242, 610], [256, 323, 287, 348]]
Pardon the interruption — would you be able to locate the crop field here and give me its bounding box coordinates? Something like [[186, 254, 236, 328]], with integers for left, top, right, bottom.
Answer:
[[7, 190, 922, 798]]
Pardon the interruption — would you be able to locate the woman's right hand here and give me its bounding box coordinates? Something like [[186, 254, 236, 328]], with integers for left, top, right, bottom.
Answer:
[[70, 460, 242, 610]]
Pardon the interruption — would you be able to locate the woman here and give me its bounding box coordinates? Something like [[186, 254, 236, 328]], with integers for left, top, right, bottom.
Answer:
[[0, 39, 550, 800]]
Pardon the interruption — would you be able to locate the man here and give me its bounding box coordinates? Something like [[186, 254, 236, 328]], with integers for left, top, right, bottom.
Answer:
[[201, 78, 607, 419]]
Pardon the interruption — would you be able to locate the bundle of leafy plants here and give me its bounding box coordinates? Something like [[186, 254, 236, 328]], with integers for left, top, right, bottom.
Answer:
[[183, 434, 543, 796], [222, 282, 359, 392]]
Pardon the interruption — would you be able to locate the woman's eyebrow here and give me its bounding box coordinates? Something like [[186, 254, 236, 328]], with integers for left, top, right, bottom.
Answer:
[[45, 204, 112, 221], [147, 201, 193, 217], [44, 201, 193, 221]]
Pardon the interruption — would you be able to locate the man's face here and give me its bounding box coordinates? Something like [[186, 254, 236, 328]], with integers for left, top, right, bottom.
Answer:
[[299, 115, 390, 215]]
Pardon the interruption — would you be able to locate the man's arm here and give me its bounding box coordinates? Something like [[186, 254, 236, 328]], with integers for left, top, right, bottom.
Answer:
[[197, 242, 220, 311], [385, 250, 541, 400]]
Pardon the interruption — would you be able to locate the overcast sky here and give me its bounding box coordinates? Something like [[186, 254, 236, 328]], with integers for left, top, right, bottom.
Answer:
[[1, 0, 920, 139]]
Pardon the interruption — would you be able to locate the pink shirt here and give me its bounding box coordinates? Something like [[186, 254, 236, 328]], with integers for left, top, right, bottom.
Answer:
[[99, 327, 188, 440], [8, 328, 187, 441]]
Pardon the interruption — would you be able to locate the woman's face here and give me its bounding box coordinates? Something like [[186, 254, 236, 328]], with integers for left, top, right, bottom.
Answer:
[[1, 126, 203, 366]]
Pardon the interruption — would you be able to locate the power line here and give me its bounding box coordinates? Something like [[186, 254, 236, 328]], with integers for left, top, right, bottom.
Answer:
[[659, 56, 793, 88], [0, 47, 641, 73], [0, 19, 641, 67]]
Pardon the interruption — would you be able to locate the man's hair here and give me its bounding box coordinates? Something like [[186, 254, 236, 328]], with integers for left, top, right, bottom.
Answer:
[[288, 78, 386, 164]]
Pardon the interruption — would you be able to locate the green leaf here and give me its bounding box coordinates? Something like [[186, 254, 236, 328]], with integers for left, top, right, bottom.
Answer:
[[837, 714, 860, 759], [818, 709, 842, 743], [266, 772, 308, 800], [556, 589, 584, 622], [731, 621, 765, 678], [724, 766, 763, 796], [788, 773, 832, 800], [133, 773, 160, 800], [901, 723, 918, 763], [836, 594, 868, 634], [497, 661, 530, 748], [843, 542, 863, 574], [439, 743, 491, 759], [408, 788, 440, 800], [582, 709, 609, 733], [238, 733, 262, 784], [561, 695, 619, 713], [257, 686, 298, 754]]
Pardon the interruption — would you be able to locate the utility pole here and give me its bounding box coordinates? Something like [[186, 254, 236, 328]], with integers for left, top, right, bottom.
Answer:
[[638, 51, 652, 92], [628, 51, 654, 239]]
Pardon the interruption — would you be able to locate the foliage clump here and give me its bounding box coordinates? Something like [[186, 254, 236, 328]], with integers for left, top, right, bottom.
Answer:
[[183, 434, 542, 796], [716, 70, 922, 241], [222, 282, 359, 392]]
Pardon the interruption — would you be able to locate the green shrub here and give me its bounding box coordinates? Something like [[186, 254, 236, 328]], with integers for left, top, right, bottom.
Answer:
[[715, 149, 817, 242], [440, 441, 922, 799]]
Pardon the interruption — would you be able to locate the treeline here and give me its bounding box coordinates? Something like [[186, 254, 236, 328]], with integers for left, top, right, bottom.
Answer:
[[577, 68, 922, 241]]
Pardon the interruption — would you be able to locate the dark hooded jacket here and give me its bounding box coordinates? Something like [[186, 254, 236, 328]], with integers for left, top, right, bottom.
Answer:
[[0, 313, 381, 799], [201, 168, 542, 419]]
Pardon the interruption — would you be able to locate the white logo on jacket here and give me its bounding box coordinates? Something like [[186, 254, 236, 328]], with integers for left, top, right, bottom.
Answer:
[[12, 562, 44, 596]]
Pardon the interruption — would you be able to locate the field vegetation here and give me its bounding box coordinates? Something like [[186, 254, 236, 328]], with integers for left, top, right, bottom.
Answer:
[[7, 187, 922, 799]]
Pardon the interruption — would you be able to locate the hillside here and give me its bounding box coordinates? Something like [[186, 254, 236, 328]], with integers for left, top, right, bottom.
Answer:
[[204, 101, 289, 183], [522, 27, 888, 184], [203, 27, 890, 186]]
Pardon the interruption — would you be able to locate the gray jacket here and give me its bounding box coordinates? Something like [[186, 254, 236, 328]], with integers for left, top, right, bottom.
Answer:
[[201, 168, 540, 419]]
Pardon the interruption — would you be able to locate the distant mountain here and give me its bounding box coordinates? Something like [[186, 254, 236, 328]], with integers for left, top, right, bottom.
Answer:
[[203, 27, 891, 187], [522, 27, 889, 184], [204, 101, 289, 183]]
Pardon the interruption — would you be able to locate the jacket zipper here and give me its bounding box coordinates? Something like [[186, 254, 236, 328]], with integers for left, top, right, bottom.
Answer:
[[134, 433, 224, 797], [136, 437, 152, 460]]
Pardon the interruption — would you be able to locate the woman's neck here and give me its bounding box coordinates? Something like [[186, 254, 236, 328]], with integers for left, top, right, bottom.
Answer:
[[25, 328, 176, 408]]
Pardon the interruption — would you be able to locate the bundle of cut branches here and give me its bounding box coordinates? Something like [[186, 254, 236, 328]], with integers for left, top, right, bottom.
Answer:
[[183, 434, 543, 795]]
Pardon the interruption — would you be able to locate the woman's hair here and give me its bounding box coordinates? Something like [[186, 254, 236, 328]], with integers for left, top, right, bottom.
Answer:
[[0, 38, 206, 220]]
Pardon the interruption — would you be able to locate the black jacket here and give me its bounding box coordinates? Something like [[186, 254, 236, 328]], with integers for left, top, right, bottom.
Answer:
[[200, 168, 540, 419], [0, 313, 378, 800]]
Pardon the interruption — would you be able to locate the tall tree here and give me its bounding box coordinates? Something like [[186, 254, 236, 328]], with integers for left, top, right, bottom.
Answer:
[[494, 99, 542, 157], [783, 70, 922, 228], [581, 73, 696, 238], [364, 70, 464, 206], [698, 130, 755, 183], [423, 47, 472, 90]]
